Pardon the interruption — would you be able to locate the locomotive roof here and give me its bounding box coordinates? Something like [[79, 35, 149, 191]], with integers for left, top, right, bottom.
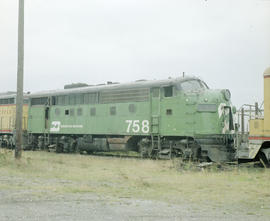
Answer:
[[0, 92, 16, 99], [0, 92, 29, 99], [29, 76, 202, 98]]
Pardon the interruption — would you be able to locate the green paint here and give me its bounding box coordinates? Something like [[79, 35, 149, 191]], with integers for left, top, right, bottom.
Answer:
[[28, 78, 233, 138]]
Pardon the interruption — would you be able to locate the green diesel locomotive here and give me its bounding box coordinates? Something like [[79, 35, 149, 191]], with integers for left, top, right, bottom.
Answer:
[[26, 76, 236, 162]]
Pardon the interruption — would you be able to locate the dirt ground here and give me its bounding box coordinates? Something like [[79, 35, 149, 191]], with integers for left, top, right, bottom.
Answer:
[[1, 193, 268, 221], [0, 183, 269, 221], [1, 151, 270, 221]]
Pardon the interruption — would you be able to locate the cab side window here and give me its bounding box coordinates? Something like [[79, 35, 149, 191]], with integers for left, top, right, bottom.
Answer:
[[164, 86, 173, 97]]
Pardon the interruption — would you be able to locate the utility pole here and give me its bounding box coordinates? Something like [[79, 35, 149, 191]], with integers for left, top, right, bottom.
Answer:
[[15, 0, 24, 159]]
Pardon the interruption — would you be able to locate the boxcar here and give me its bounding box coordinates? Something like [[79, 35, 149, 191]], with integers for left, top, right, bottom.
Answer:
[[0, 92, 28, 148], [237, 67, 270, 166]]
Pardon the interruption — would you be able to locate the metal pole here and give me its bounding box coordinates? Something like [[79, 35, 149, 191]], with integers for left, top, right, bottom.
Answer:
[[255, 102, 259, 118], [15, 0, 24, 159], [241, 108, 245, 135]]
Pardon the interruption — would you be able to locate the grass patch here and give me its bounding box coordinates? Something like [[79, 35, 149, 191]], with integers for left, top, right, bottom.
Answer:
[[1, 149, 270, 215]]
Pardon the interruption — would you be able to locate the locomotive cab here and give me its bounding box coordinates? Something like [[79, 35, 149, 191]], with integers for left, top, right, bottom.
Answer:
[[158, 78, 236, 162]]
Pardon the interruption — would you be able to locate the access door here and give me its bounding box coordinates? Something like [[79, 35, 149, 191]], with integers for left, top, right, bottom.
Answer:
[[184, 94, 197, 135], [45, 106, 50, 131]]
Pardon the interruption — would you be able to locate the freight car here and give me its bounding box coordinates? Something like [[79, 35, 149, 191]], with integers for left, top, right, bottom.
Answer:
[[0, 92, 28, 148], [237, 67, 270, 166], [26, 76, 236, 162]]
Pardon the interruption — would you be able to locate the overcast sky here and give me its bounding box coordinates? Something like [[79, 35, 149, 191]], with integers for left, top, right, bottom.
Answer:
[[0, 0, 270, 107]]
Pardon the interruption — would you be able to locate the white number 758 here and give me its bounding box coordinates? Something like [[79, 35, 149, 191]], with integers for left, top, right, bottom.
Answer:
[[125, 120, 149, 133]]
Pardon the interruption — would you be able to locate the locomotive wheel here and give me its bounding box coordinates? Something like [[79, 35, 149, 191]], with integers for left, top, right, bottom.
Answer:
[[258, 152, 270, 168], [63, 144, 70, 153], [86, 150, 93, 154], [70, 141, 78, 153], [138, 138, 151, 158], [56, 144, 63, 153], [139, 145, 148, 158]]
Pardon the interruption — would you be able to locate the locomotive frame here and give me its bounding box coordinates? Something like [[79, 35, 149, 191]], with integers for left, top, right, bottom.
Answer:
[[26, 76, 236, 162]]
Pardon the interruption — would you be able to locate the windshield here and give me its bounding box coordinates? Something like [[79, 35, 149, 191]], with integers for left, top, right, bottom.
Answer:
[[179, 80, 208, 92]]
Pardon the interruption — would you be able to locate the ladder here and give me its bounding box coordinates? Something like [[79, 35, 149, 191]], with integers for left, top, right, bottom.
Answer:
[[151, 134, 161, 152], [151, 115, 160, 152]]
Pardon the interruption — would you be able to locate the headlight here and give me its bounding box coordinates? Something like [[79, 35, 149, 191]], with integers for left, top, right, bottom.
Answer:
[[222, 89, 231, 101]]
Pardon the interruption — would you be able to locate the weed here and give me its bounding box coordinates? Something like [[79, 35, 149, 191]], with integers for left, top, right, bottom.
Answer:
[[0, 151, 7, 165], [0, 150, 269, 216]]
